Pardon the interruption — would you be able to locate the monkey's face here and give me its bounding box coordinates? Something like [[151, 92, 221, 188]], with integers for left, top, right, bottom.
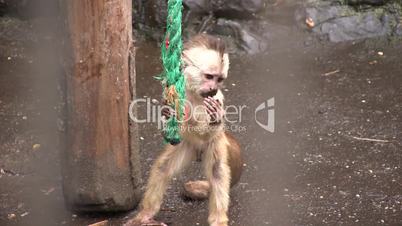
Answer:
[[183, 47, 229, 99]]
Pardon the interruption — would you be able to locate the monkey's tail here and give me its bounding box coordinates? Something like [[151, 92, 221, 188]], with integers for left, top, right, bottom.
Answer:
[[183, 180, 210, 200]]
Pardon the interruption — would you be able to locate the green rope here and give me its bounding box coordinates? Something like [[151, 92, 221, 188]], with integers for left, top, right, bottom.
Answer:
[[160, 0, 185, 145]]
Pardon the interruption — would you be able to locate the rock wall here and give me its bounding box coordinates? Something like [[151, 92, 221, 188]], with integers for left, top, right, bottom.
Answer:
[[298, 0, 402, 42], [1, 1, 400, 54], [0, 0, 59, 18], [133, 0, 271, 55], [133, 0, 401, 54]]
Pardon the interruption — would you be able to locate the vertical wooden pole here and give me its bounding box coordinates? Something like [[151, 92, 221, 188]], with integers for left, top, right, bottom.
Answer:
[[62, 0, 141, 211]]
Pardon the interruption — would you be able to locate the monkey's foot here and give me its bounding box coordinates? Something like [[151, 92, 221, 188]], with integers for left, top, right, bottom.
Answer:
[[123, 217, 167, 226], [210, 223, 228, 226], [183, 180, 210, 200]]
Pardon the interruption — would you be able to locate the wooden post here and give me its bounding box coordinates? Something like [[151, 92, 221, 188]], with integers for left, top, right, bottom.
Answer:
[[62, 0, 141, 212]]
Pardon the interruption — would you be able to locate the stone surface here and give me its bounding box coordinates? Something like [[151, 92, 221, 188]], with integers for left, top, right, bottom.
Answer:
[[300, 1, 402, 42], [0, 0, 58, 18], [317, 12, 391, 42], [346, 0, 387, 6], [207, 18, 268, 55], [184, 0, 264, 14], [183, 0, 210, 13]]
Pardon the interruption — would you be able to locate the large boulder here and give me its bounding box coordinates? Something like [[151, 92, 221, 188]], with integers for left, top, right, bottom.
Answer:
[[206, 18, 267, 55], [132, 0, 269, 55], [133, 0, 167, 28], [298, 1, 402, 42], [0, 0, 59, 18], [184, 0, 265, 15], [133, 0, 265, 28], [0, 0, 27, 17], [183, 0, 210, 13], [346, 0, 387, 6], [307, 0, 387, 6], [317, 12, 391, 42]]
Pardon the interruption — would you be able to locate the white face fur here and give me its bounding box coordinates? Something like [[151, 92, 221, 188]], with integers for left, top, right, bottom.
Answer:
[[182, 46, 229, 99]]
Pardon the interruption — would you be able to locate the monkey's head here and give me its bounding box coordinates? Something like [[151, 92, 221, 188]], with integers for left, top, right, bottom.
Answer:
[[182, 34, 229, 99]]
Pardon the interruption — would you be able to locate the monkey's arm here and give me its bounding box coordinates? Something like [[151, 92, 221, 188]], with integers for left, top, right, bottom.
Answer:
[[160, 101, 181, 145], [161, 99, 175, 119]]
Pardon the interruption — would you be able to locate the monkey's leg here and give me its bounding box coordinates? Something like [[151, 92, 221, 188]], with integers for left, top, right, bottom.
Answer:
[[184, 132, 242, 201], [125, 144, 194, 226], [204, 137, 231, 226]]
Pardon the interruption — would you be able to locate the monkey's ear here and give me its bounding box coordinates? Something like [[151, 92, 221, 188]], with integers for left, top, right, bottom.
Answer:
[[181, 52, 192, 68], [222, 53, 230, 78]]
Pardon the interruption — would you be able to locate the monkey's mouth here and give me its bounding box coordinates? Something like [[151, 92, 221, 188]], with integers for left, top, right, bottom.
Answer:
[[200, 90, 217, 98]]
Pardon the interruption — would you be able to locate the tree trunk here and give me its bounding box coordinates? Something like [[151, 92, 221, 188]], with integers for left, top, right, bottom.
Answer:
[[62, 0, 141, 212]]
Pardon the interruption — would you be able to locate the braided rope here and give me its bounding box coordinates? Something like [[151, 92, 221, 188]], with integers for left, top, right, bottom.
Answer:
[[160, 0, 185, 145]]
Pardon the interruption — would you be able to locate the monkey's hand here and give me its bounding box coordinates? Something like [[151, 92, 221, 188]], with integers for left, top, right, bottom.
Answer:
[[161, 100, 175, 120], [160, 100, 181, 145], [204, 97, 224, 125]]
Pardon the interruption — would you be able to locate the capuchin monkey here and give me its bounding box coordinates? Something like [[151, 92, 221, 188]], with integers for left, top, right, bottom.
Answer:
[[125, 34, 242, 226]]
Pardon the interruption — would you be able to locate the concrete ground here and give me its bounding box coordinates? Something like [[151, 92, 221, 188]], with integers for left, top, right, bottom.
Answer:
[[1, 3, 401, 226]]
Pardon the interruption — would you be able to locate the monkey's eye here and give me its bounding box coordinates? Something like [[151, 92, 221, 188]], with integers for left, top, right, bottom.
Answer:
[[217, 77, 224, 83], [205, 74, 214, 80]]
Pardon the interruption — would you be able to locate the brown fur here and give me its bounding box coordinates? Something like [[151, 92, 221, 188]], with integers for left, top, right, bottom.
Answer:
[[124, 35, 241, 226], [226, 132, 243, 186], [183, 132, 242, 200], [184, 34, 226, 57]]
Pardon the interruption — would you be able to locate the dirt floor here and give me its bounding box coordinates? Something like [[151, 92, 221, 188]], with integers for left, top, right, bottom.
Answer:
[[1, 3, 402, 226]]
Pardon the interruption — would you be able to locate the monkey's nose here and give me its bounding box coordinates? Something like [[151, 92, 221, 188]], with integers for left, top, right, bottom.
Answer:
[[208, 89, 218, 97]]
